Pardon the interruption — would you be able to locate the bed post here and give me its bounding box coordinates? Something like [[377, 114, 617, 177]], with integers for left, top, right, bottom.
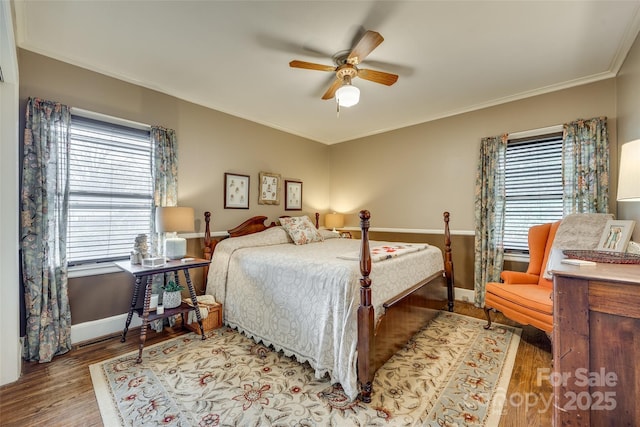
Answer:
[[357, 209, 374, 403], [203, 211, 213, 286], [204, 212, 212, 258], [443, 211, 455, 312]]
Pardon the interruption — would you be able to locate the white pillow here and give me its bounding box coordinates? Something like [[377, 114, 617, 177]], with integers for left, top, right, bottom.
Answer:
[[318, 228, 339, 240], [279, 216, 324, 245]]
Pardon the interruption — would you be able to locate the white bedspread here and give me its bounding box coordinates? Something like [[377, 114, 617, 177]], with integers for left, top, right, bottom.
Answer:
[[205, 226, 444, 400]]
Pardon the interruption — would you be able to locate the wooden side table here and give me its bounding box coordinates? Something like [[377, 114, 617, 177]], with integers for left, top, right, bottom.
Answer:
[[115, 258, 210, 363]]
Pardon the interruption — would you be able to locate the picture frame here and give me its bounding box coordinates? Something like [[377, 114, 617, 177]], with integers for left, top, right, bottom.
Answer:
[[597, 220, 636, 252], [224, 173, 249, 209], [258, 172, 281, 205], [284, 180, 302, 211]]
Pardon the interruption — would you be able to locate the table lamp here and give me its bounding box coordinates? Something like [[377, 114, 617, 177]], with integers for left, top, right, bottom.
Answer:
[[617, 139, 640, 202], [325, 212, 344, 233], [156, 206, 195, 259], [618, 139, 640, 246]]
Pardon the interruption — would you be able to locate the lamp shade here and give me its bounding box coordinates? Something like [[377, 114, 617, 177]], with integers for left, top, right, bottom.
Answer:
[[156, 207, 194, 259], [617, 139, 640, 202], [325, 213, 344, 231], [335, 84, 360, 107], [156, 207, 195, 233]]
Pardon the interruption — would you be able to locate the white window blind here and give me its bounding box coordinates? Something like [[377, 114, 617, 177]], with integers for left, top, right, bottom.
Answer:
[[503, 133, 564, 252], [67, 115, 153, 265]]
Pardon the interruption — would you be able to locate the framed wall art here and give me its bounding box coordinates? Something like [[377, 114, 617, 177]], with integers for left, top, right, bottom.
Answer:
[[284, 180, 302, 211], [258, 172, 281, 205], [224, 173, 250, 209], [597, 220, 636, 252]]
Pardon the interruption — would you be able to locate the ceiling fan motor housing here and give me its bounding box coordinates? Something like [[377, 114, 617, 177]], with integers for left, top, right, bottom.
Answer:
[[336, 64, 358, 83]]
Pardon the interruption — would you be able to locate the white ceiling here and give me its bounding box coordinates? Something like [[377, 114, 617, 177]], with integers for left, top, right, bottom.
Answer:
[[13, 0, 640, 145]]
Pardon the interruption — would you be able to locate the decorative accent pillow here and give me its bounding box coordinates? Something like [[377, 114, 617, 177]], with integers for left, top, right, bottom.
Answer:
[[279, 215, 324, 245]]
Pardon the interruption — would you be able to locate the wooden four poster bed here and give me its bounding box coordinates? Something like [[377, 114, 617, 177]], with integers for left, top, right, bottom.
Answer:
[[202, 210, 454, 402]]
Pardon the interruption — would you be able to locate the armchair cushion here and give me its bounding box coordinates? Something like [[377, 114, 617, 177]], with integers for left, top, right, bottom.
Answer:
[[485, 283, 553, 316], [485, 284, 554, 332]]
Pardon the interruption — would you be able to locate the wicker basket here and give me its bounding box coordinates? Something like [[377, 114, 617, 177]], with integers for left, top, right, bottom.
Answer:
[[563, 249, 640, 264], [184, 301, 222, 334]]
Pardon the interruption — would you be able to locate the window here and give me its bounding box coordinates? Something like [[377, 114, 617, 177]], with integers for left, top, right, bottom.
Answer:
[[67, 114, 152, 265], [503, 132, 563, 253]]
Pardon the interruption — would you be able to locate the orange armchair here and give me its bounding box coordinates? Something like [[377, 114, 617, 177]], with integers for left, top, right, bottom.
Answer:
[[484, 221, 561, 334]]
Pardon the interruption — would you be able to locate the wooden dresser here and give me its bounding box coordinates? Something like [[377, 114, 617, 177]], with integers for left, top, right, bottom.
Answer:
[[552, 263, 640, 426]]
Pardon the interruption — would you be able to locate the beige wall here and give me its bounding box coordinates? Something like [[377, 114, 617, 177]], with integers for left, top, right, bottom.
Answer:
[[329, 80, 618, 293], [616, 32, 640, 242], [329, 80, 618, 232], [18, 49, 331, 233]]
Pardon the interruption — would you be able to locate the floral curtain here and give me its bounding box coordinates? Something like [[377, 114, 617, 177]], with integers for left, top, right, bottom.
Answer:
[[562, 117, 609, 214], [473, 134, 508, 307], [149, 126, 179, 330], [150, 126, 179, 257], [20, 97, 73, 362]]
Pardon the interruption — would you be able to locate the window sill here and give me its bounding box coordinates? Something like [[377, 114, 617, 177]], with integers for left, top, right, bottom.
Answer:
[[68, 262, 123, 279]]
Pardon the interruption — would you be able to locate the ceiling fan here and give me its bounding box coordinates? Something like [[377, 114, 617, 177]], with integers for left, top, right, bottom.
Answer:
[[289, 30, 398, 108]]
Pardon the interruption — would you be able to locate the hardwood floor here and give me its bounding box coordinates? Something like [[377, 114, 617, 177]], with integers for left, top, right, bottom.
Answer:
[[465, 307, 553, 427], [0, 302, 552, 427]]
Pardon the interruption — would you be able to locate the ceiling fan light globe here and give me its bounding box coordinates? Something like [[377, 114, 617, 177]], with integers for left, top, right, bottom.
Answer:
[[336, 85, 360, 107]]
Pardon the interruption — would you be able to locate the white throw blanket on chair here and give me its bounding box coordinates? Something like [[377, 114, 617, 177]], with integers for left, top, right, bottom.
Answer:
[[544, 212, 614, 279]]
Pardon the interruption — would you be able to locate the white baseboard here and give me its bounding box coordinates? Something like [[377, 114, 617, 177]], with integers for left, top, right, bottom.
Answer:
[[71, 313, 142, 345], [454, 287, 475, 304]]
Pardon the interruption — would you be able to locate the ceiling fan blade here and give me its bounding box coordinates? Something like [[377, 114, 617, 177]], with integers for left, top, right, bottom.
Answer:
[[289, 60, 336, 72], [357, 68, 398, 86], [322, 78, 343, 100], [347, 30, 384, 65]]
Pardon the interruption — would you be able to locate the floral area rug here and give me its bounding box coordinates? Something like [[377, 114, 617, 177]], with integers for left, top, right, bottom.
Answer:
[[90, 311, 520, 426]]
